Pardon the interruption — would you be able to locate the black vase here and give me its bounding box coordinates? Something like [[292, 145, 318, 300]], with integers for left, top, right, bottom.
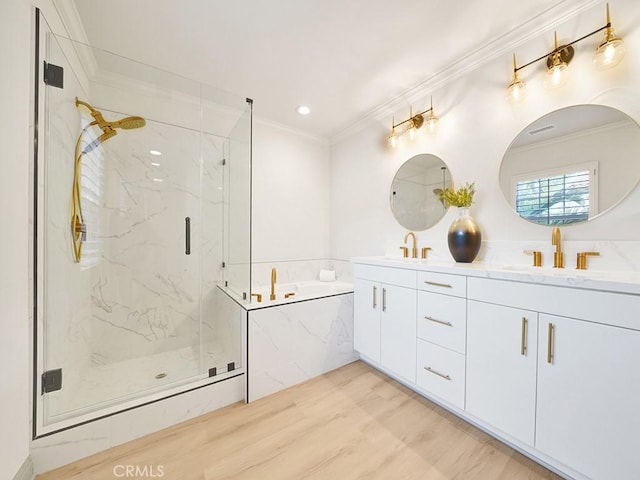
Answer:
[[448, 208, 481, 263]]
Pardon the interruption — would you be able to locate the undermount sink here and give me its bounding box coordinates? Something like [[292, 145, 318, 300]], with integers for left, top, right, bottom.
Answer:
[[498, 265, 591, 276], [497, 265, 640, 284]]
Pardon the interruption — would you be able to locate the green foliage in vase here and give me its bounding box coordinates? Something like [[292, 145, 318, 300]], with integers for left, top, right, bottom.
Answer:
[[438, 182, 476, 208]]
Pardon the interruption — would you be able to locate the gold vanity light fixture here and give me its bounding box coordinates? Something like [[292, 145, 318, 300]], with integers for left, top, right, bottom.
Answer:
[[388, 97, 438, 148], [507, 3, 625, 103]]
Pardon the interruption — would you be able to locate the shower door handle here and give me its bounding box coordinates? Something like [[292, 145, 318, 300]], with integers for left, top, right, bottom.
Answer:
[[185, 217, 191, 255]]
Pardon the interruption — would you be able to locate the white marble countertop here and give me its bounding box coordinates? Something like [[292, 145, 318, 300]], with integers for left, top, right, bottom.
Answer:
[[352, 256, 640, 295]]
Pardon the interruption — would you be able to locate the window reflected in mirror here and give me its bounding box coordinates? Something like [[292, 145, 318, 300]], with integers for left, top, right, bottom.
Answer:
[[500, 105, 640, 226]]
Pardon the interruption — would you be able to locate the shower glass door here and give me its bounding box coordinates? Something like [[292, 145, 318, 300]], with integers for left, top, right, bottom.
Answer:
[[36, 25, 249, 430]]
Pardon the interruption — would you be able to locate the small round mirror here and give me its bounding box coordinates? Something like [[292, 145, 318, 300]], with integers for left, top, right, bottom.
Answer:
[[500, 105, 640, 226], [390, 153, 452, 231]]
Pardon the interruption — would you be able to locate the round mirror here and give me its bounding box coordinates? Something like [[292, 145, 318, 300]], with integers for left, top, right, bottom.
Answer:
[[390, 153, 452, 231], [500, 105, 640, 226]]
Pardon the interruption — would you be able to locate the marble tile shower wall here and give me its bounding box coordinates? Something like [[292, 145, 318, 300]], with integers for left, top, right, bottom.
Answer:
[[44, 108, 228, 414]]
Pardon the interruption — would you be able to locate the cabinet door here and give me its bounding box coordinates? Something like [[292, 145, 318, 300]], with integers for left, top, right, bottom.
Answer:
[[380, 284, 417, 382], [353, 278, 380, 362], [466, 300, 538, 445], [537, 314, 640, 480]]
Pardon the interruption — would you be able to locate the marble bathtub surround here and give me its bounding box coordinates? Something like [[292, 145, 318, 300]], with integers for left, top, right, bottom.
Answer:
[[247, 293, 357, 402], [251, 258, 353, 289]]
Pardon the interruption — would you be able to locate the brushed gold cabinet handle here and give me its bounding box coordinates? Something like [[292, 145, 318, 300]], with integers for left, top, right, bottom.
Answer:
[[424, 366, 451, 381], [382, 288, 387, 312], [547, 323, 554, 364], [424, 281, 452, 288], [521, 317, 528, 355], [372, 286, 377, 309], [425, 316, 452, 327]]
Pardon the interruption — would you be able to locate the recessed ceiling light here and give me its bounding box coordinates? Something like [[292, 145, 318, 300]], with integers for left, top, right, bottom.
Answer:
[[296, 105, 311, 115], [153, 178, 164, 182], [150, 150, 162, 156], [151, 162, 161, 167]]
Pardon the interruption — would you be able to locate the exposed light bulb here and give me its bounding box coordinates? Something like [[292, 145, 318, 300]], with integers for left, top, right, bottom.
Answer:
[[408, 124, 416, 140], [594, 3, 625, 70], [546, 33, 569, 89], [547, 62, 568, 88], [507, 79, 526, 103], [388, 129, 398, 148], [506, 54, 526, 104], [594, 36, 625, 69], [425, 113, 438, 133]]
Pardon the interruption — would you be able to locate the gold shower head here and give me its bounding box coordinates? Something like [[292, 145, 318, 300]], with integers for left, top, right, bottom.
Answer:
[[111, 116, 146, 130]]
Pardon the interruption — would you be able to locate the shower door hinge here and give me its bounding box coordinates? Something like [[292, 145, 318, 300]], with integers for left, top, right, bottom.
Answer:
[[222, 159, 226, 166], [43, 62, 64, 89], [222, 262, 226, 268], [41, 368, 63, 394], [208, 367, 217, 377], [227, 362, 235, 372]]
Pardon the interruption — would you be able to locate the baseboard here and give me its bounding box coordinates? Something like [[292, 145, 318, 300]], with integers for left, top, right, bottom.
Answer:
[[13, 457, 34, 480]]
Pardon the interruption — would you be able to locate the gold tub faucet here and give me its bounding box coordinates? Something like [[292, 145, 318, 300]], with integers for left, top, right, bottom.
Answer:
[[404, 231, 418, 259], [552, 227, 564, 268], [270, 267, 277, 301]]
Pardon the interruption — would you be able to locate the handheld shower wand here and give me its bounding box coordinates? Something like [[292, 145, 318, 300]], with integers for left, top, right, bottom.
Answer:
[[72, 98, 146, 263]]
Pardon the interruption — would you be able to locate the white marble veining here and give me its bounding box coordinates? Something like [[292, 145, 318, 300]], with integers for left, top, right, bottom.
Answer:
[[353, 254, 640, 295], [247, 293, 357, 402], [40, 104, 241, 422]]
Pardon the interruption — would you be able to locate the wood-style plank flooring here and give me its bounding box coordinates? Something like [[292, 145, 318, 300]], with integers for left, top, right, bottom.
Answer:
[[37, 361, 562, 480]]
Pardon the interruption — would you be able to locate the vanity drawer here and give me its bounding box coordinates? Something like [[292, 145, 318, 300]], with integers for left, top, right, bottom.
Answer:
[[416, 339, 465, 409], [417, 271, 466, 298], [417, 291, 466, 354]]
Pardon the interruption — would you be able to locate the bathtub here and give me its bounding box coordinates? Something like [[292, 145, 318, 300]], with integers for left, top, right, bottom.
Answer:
[[248, 280, 353, 308], [245, 280, 356, 401]]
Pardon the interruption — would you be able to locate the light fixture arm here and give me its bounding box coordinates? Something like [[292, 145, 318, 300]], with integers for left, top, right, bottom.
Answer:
[[513, 22, 611, 74], [392, 104, 435, 129]]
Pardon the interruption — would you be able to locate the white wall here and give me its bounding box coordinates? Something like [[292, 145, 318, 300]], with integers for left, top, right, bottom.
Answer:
[[252, 120, 331, 264], [0, 0, 32, 477], [331, 0, 640, 263]]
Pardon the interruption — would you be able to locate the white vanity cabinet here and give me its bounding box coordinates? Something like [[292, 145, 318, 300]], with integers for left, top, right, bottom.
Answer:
[[468, 276, 640, 480], [536, 313, 640, 480], [353, 258, 640, 480], [353, 264, 417, 382], [466, 301, 538, 445]]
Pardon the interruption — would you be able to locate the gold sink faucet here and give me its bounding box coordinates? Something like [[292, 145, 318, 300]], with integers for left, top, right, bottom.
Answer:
[[551, 227, 564, 268], [270, 267, 277, 300], [404, 231, 418, 259]]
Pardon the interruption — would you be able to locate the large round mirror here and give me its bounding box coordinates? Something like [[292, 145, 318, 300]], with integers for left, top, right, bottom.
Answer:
[[390, 153, 452, 231], [500, 105, 640, 226]]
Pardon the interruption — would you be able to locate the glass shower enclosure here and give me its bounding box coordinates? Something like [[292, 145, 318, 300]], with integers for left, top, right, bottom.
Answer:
[[33, 15, 250, 435]]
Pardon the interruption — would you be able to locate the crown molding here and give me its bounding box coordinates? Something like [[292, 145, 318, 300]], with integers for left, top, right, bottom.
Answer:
[[51, 0, 90, 44], [329, 0, 604, 145]]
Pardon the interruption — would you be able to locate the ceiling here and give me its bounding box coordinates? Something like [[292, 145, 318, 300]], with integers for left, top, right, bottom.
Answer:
[[72, 0, 564, 139]]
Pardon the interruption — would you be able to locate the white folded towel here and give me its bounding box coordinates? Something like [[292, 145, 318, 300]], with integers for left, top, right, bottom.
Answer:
[[319, 269, 336, 282]]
